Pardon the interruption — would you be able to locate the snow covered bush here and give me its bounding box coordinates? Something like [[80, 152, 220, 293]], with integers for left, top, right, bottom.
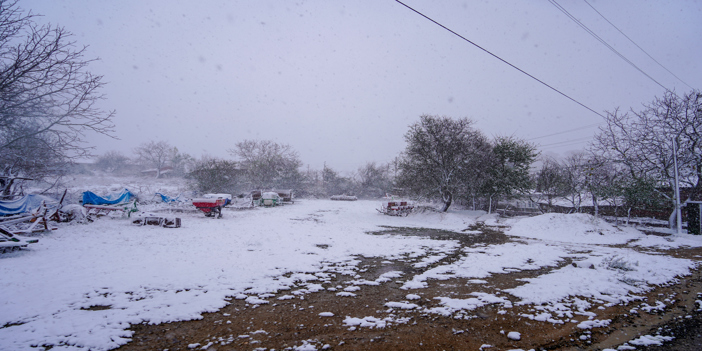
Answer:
[[602, 255, 638, 272]]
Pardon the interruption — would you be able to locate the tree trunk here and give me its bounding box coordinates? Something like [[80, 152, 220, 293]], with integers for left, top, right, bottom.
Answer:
[[1, 178, 14, 197], [441, 191, 452, 212], [592, 193, 599, 218], [627, 207, 631, 225]]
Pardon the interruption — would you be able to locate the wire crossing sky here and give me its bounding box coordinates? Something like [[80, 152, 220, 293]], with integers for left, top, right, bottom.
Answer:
[[548, 0, 673, 94], [396, 0, 608, 120], [583, 0, 693, 90], [19, 0, 702, 171]]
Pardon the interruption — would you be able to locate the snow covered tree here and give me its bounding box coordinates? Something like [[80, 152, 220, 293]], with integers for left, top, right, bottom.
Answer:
[[621, 175, 668, 221], [94, 151, 131, 173], [187, 157, 242, 194], [397, 115, 491, 212], [0, 122, 64, 197], [533, 156, 569, 209], [557, 152, 591, 212], [356, 162, 392, 198], [0, 1, 115, 187], [169, 148, 195, 177], [322, 163, 356, 196], [481, 136, 538, 213], [581, 156, 625, 218], [229, 140, 303, 190], [555, 152, 623, 216], [592, 90, 701, 226]]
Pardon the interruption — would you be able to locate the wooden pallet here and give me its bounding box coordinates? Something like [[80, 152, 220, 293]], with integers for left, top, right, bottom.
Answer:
[[0, 202, 57, 234], [84, 201, 138, 220], [132, 216, 181, 228]]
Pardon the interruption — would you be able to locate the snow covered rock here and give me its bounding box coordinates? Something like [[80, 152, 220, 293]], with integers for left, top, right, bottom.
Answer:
[[507, 331, 521, 340]]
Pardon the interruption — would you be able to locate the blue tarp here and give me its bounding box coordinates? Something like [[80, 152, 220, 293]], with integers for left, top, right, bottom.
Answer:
[[0, 194, 58, 216], [156, 192, 186, 203], [82, 189, 135, 205]]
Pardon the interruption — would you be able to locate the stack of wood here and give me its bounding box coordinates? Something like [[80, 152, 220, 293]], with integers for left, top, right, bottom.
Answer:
[[330, 195, 358, 201]]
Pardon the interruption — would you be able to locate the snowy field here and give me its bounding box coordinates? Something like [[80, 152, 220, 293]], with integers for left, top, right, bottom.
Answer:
[[2, 196, 702, 350]]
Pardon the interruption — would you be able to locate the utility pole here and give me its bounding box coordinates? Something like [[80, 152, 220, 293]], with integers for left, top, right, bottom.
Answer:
[[672, 138, 682, 234]]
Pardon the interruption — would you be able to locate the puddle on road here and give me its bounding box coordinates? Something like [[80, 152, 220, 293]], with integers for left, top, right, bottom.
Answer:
[[367, 223, 510, 248]]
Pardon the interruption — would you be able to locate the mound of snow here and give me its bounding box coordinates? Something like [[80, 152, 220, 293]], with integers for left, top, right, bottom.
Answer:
[[507, 213, 641, 244]]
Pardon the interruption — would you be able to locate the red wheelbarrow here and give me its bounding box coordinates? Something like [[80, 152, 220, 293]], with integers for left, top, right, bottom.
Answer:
[[192, 197, 226, 218]]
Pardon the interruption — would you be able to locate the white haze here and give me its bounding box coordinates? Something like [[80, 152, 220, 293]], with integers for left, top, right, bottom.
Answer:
[[21, 0, 702, 171]]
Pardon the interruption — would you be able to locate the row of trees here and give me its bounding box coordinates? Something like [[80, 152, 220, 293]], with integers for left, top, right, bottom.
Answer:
[[185, 114, 538, 213], [533, 90, 701, 224], [396, 115, 537, 212], [162, 115, 537, 213], [2, 0, 696, 221], [533, 153, 648, 217], [594, 90, 701, 204], [92, 90, 701, 224], [395, 89, 700, 220], [185, 141, 395, 198], [93, 138, 396, 199], [94, 141, 194, 177]]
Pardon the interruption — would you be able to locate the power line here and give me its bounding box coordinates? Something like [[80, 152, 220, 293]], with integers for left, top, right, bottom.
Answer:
[[537, 136, 593, 148], [527, 122, 601, 141], [394, 0, 607, 119], [548, 0, 673, 93], [583, 0, 693, 90]]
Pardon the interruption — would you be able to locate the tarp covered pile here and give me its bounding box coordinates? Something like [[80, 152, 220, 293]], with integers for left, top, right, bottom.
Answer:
[[0, 195, 58, 216], [82, 189, 135, 206], [156, 192, 187, 203]]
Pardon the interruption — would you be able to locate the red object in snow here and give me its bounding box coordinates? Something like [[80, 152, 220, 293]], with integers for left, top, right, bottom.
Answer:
[[378, 200, 414, 216], [192, 198, 226, 218]]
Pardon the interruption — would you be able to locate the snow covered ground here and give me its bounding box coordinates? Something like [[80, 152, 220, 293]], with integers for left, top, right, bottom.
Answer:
[[2, 195, 702, 350]]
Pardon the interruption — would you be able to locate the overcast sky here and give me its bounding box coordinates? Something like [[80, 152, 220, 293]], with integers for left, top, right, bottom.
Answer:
[[21, 0, 702, 172]]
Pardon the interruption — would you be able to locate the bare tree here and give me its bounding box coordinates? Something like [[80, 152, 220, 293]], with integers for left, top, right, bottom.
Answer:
[[0, 122, 64, 196], [229, 140, 303, 190], [592, 90, 701, 225], [133, 141, 177, 178], [356, 162, 391, 198], [558, 152, 589, 212], [94, 150, 131, 173], [533, 156, 568, 209], [555, 152, 626, 217], [169, 148, 195, 177], [0, 1, 115, 185], [581, 156, 625, 218]]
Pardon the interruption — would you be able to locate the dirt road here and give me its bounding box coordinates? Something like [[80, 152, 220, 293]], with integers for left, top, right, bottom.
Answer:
[[116, 226, 702, 351]]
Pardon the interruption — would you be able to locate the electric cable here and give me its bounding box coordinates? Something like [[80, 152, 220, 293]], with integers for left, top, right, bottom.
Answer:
[[537, 136, 593, 148], [548, 0, 674, 93], [394, 0, 607, 119], [583, 0, 693, 90], [527, 122, 601, 141]]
